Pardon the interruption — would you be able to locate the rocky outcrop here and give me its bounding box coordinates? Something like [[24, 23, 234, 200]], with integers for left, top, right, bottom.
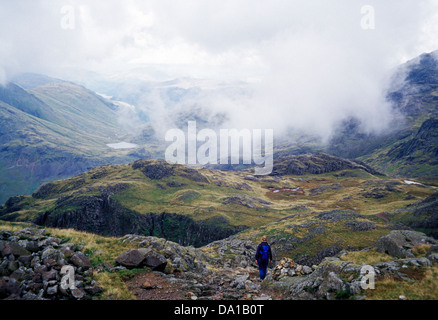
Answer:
[[265, 252, 436, 300], [271, 153, 382, 176], [389, 118, 438, 160], [391, 192, 438, 238], [34, 195, 246, 247], [222, 194, 272, 209], [374, 230, 438, 259], [118, 234, 210, 273], [132, 159, 209, 183], [0, 227, 102, 300], [116, 248, 167, 272]]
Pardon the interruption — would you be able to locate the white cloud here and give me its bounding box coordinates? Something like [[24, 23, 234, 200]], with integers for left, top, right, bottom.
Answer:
[[1, 0, 437, 139]]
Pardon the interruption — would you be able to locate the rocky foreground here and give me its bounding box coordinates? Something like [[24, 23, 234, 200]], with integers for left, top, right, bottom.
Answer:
[[0, 228, 102, 300], [1, 227, 438, 300]]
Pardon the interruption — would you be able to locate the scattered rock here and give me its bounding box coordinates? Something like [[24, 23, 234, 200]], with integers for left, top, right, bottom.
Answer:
[[0, 227, 101, 300]]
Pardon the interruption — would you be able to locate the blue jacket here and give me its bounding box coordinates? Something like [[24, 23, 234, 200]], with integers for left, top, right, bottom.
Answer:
[[255, 242, 272, 265]]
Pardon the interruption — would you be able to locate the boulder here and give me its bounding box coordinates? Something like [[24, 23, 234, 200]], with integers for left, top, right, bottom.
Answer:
[[0, 241, 31, 257], [41, 247, 66, 267], [115, 248, 168, 271], [0, 277, 22, 299], [374, 230, 438, 259], [42, 269, 59, 282], [116, 248, 151, 269], [70, 287, 85, 300], [144, 251, 167, 272], [70, 252, 92, 269]]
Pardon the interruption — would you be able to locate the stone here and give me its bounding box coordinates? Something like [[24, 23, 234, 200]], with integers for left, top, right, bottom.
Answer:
[[17, 228, 46, 240], [70, 287, 86, 300], [42, 269, 59, 282], [302, 266, 313, 274], [375, 230, 437, 259], [18, 240, 39, 253], [144, 251, 168, 272], [0, 241, 31, 257], [41, 247, 66, 267], [141, 281, 156, 290], [85, 284, 103, 295], [18, 255, 33, 266], [116, 248, 150, 269], [70, 252, 92, 269], [47, 285, 58, 295], [8, 260, 19, 273], [0, 276, 22, 299], [0, 230, 12, 240]]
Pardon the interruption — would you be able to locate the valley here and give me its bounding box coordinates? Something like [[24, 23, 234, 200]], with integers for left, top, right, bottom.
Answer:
[[1, 51, 438, 301]]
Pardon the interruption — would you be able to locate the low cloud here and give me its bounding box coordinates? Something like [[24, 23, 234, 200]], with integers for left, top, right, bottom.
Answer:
[[1, 0, 437, 142]]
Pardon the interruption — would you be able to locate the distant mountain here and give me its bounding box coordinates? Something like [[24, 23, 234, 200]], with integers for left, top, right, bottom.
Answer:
[[357, 52, 438, 184], [2, 49, 437, 202], [325, 51, 438, 184], [0, 74, 143, 204], [10, 73, 64, 89]]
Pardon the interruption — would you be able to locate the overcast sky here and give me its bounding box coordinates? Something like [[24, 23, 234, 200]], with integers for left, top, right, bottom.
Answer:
[[1, 0, 438, 137]]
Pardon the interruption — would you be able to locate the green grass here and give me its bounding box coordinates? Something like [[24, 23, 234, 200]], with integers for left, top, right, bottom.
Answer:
[[365, 265, 438, 300]]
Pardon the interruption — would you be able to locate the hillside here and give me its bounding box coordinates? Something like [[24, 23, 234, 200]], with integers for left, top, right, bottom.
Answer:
[[1, 155, 436, 249], [1, 211, 437, 301], [328, 51, 438, 184], [0, 75, 143, 204], [1, 51, 438, 302]]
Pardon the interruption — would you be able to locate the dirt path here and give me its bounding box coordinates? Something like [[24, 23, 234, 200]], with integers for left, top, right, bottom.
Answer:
[[125, 268, 285, 300]]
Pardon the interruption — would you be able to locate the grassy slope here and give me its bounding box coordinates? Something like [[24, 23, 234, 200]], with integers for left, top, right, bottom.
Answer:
[[2, 160, 435, 228], [2, 159, 436, 269], [0, 81, 138, 203]]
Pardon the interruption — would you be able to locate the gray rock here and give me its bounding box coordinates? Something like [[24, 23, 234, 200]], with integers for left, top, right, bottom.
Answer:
[[116, 248, 150, 269], [41, 247, 66, 267], [47, 285, 58, 295], [84, 283, 103, 295], [0, 276, 22, 299], [374, 230, 438, 259], [0, 241, 31, 257], [70, 287, 85, 300], [70, 252, 92, 269], [42, 269, 59, 282], [317, 272, 344, 299], [144, 251, 168, 272]]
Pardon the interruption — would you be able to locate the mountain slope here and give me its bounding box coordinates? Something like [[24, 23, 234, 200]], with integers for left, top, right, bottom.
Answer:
[[0, 75, 140, 204], [1, 156, 435, 249], [326, 51, 438, 183], [0, 82, 57, 122]]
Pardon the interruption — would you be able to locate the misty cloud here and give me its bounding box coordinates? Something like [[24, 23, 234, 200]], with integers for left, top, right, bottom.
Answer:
[[1, 0, 437, 141]]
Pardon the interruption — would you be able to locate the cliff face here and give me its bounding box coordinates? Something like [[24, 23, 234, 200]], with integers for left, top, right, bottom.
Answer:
[[33, 194, 246, 248], [390, 192, 438, 239], [388, 118, 438, 161]]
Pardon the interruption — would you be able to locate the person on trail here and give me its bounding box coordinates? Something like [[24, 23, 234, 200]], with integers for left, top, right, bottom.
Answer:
[[254, 236, 272, 280]]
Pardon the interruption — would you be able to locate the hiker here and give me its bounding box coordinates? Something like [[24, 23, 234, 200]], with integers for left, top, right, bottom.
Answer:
[[255, 236, 272, 280]]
